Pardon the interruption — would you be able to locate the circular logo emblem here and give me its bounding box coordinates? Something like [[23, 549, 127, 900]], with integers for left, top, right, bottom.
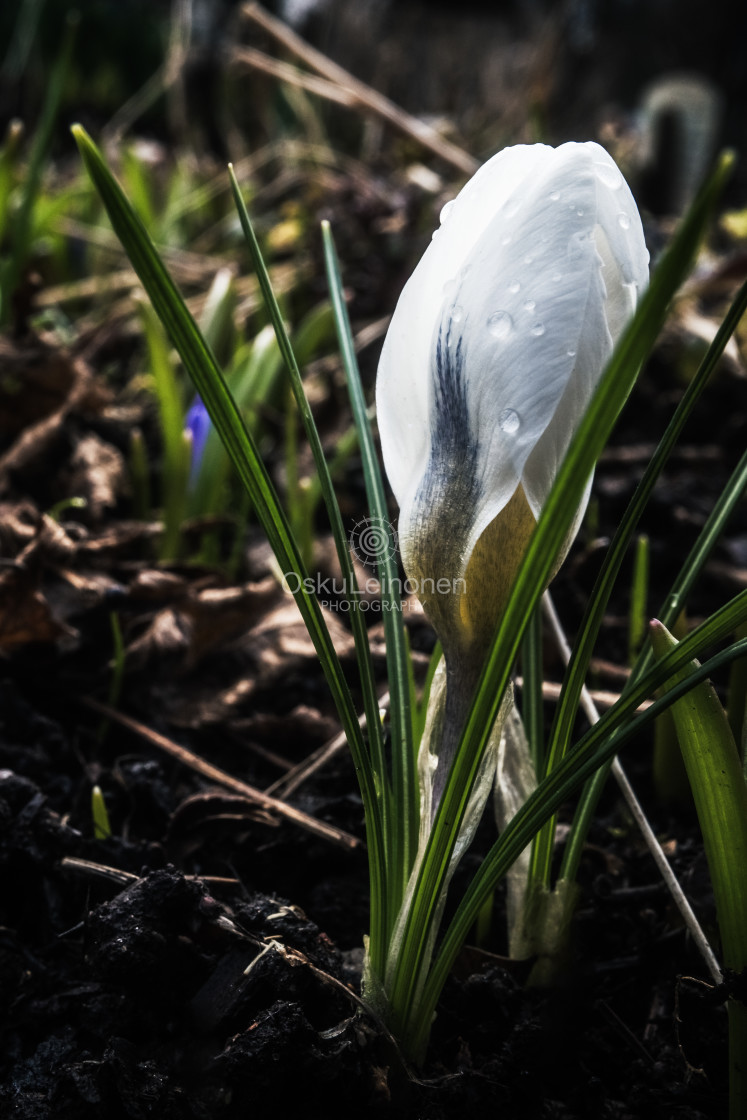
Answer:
[[349, 516, 398, 568]]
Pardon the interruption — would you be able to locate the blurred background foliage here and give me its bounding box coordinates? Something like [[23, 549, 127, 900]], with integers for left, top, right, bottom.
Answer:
[[2, 1, 746, 161], [1, 0, 746, 564]]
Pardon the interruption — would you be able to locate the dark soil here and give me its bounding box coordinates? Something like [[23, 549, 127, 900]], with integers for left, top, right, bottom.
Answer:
[[2, 10, 747, 1108], [1, 336, 744, 1118]]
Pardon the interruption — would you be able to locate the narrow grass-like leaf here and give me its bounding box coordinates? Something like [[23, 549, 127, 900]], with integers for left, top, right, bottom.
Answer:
[[521, 603, 545, 775], [386, 151, 734, 1050], [122, 147, 158, 235], [651, 620, 747, 1120], [128, 429, 151, 521], [0, 14, 76, 323], [531, 223, 747, 893], [227, 167, 391, 962], [629, 534, 650, 664], [645, 441, 747, 669], [71, 127, 388, 954], [727, 621, 747, 752], [198, 267, 237, 367], [138, 300, 189, 558], [412, 598, 747, 1060], [562, 435, 747, 880], [322, 220, 418, 919], [191, 327, 282, 519], [650, 621, 747, 970], [91, 785, 112, 841], [0, 120, 24, 247], [227, 167, 384, 771]]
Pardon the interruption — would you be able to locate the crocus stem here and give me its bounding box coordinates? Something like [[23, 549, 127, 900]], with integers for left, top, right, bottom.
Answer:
[[431, 655, 482, 810]]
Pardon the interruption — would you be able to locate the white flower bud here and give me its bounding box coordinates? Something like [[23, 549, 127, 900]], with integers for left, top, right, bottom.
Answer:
[[377, 141, 649, 663]]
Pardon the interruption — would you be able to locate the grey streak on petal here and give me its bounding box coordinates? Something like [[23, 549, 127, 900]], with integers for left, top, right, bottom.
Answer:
[[403, 313, 482, 617]]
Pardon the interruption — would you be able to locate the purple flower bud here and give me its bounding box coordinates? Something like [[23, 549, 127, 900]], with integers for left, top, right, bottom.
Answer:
[[185, 395, 211, 489]]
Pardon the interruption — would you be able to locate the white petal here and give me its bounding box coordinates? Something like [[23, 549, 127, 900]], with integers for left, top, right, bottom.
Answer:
[[521, 143, 649, 519], [376, 144, 558, 512], [377, 140, 648, 587], [424, 142, 625, 570]]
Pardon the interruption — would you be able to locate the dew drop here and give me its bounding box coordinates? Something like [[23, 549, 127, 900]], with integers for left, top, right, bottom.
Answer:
[[442, 278, 458, 298], [504, 200, 521, 219], [594, 162, 622, 190], [450, 304, 464, 324], [431, 229, 439, 241], [501, 233, 512, 246], [567, 231, 588, 263], [550, 191, 561, 202], [523, 299, 536, 312], [617, 211, 631, 230], [552, 272, 563, 283], [576, 209, 584, 217], [487, 311, 513, 340], [508, 279, 521, 294], [440, 199, 455, 225], [499, 408, 520, 434], [567, 348, 577, 358], [530, 322, 546, 337]]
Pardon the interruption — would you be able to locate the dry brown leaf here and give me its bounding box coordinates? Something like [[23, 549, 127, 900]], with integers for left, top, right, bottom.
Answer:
[[76, 521, 162, 557], [0, 348, 97, 488], [128, 569, 190, 601], [67, 433, 128, 519], [0, 336, 78, 437], [0, 500, 40, 555], [0, 567, 77, 649], [16, 514, 78, 568]]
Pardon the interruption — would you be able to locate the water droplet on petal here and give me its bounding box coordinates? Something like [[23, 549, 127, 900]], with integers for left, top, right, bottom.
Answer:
[[617, 211, 631, 230], [550, 191, 561, 202], [487, 311, 513, 340], [440, 199, 455, 224], [499, 408, 521, 434], [523, 299, 536, 312], [530, 322, 546, 337], [594, 162, 622, 190], [567, 348, 577, 358], [450, 304, 464, 323], [442, 278, 457, 297], [567, 231, 589, 262], [504, 200, 520, 219], [552, 272, 563, 283], [431, 229, 439, 241], [501, 233, 512, 246], [508, 279, 521, 294]]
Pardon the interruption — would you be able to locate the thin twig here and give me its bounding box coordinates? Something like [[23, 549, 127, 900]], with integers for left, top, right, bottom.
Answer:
[[541, 591, 722, 984], [240, 2, 479, 176], [101, 0, 193, 145], [266, 690, 389, 800], [233, 47, 360, 109], [79, 696, 362, 851], [61, 855, 240, 888], [515, 676, 652, 713]]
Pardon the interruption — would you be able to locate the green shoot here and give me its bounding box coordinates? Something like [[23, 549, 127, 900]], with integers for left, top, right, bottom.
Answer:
[[651, 620, 747, 1120], [628, 533, 650, 665], [91, 785, 112, 841]]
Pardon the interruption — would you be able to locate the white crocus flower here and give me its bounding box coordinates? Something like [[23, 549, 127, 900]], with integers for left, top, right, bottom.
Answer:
[[377, 141, 649, 808]]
